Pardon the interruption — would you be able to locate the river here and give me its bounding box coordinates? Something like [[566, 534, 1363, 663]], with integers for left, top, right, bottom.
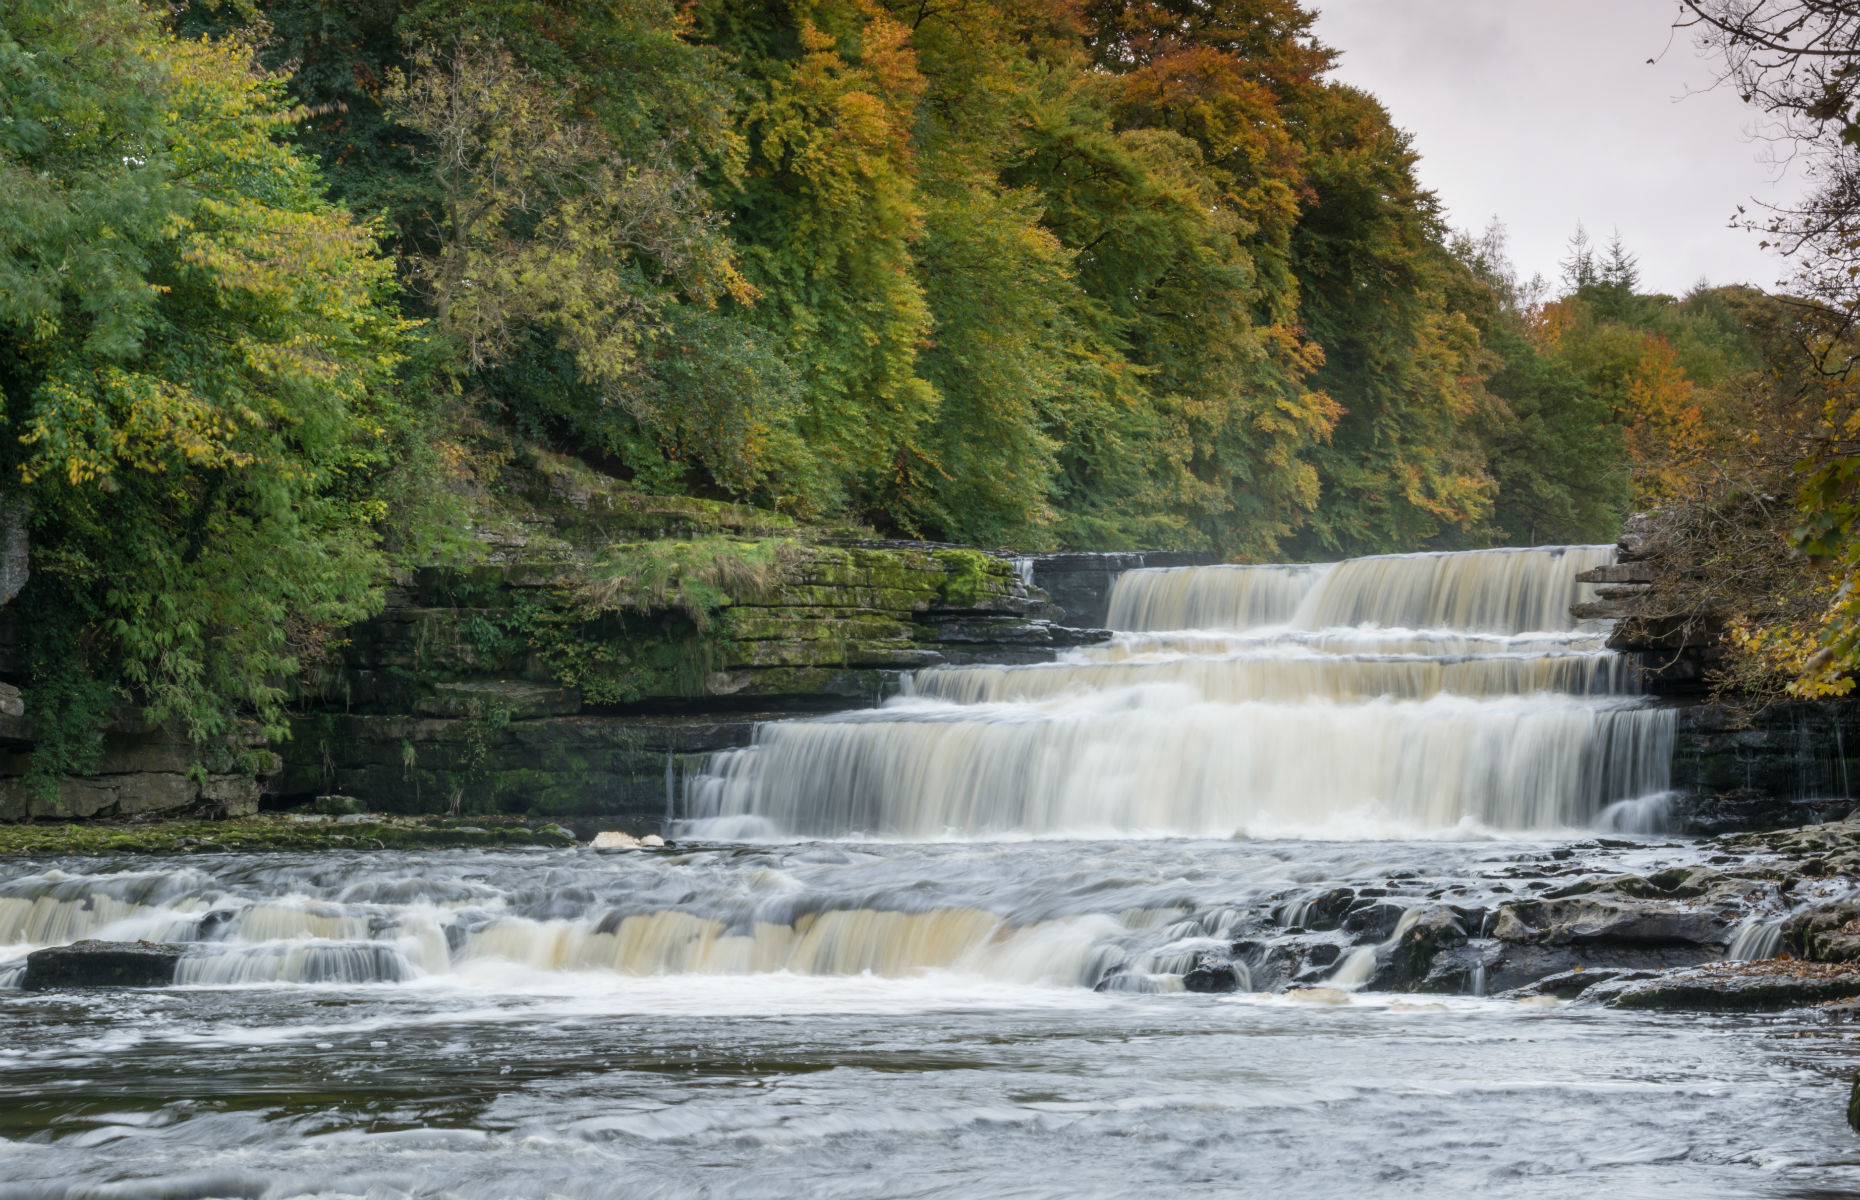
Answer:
[[2, 546, 1856, 1198]]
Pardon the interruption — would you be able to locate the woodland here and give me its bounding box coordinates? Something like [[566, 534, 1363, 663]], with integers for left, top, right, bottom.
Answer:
[[0, 0, 1857, 777]]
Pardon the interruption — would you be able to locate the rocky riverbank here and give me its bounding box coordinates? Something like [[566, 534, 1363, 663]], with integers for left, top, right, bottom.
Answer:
[[10, 806, 1860, 1019], [1163, 815, 1860, 1014]]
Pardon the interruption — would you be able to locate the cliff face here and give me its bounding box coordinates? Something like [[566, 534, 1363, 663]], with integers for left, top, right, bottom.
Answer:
[[1569, 513, 1859, 832], [272, 544, 1105, 828], [1670, 702, 1860, 832]]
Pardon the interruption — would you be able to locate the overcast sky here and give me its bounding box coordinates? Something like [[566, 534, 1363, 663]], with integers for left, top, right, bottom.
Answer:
[[1310, 0, 1802, 296]]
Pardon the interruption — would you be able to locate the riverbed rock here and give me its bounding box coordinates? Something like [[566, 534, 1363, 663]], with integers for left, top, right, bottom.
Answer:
[[1296, 888, 1357, 932], [1182, 957, 1241, 994], [1373, 906, 1467, 991], [1501, 967, 1660, 1000], [1783, 902, 1860, 963], [21, 940, 182, 990], [1589, 960, 1860, 1011], [1342, 900, 1407, 939]]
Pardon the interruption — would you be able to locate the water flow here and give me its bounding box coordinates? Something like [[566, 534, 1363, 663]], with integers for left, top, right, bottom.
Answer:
[[1106, 545, 1613, 634], [687, 545, 1673, 840]]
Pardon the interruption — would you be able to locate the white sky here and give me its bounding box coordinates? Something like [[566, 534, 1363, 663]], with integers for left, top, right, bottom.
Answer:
[[1311, 0, 1804, 295]]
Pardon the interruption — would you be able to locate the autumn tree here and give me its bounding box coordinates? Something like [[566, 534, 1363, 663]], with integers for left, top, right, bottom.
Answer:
[[1675, 0, 1860, 690]]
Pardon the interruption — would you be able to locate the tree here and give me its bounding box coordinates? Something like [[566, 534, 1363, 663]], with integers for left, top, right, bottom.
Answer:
[[1560, 223, 1599, 291], [384, 34, 807, 504], [1677, 0, 1860, 687], [1446, 223, 1625, 546], [0, 1, 411, 774], [1287, 84, 1493, 557], [695, 0, 939, 523]]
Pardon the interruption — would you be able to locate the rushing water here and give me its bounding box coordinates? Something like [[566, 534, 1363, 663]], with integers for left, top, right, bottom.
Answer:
[[686, 546, 1674, 839], [3, 546, 1857, 1197], [2, 843, 1859, 1198]]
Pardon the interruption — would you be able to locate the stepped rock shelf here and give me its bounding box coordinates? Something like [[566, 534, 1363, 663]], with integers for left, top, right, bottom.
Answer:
[[270, 545, 1113, 826], [0, 470, 1852, 828]]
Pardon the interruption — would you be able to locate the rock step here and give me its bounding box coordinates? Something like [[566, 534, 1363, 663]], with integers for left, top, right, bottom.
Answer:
[[22, 940, 182, 990], [1570, 598, 1639, 621], [1575, 562, 1654, 584]]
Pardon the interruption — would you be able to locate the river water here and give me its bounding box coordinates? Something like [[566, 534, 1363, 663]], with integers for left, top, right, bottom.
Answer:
[[3, 547, 1858, 1198]]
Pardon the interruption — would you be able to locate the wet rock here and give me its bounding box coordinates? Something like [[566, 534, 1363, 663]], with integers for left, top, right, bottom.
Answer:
[[1302, 944, 1342, 970], [22, 941, 182, 990], [1671, 789, 1844, 837], [1849, 1074, 1860, 1136], [1490, 893, 1733, 951], [1229, 940, 1295, 991], [1182, 957, 1241, 994], [312, 794, 363, 815], [1476, 941, 1721, 995], [1342, 900, 1406, 939], [1472, 879, 1741, 994], [1372, 906, 1467, 992], [195, 909, 237, 940], [1783, 902, 1860, 963], [1592, 960, 1860, 1011], [1500, 967, 1659, 1000], [1300, 888, 1356, 932], [1411, 937, 1504, 995], [1288, 941, 1350, 986], [533, 823, 577, 846]]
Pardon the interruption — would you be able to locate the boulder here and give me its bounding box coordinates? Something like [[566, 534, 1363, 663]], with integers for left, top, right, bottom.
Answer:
[[22, 941, 183, 990], [1783, 902, 1860, 963], [1372, 906, 1467, 991], [1490, 893, 1732, 951], [1182, 958, 1241, 994]]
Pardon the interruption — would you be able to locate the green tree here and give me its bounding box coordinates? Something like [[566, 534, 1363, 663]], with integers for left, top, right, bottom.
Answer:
[[1288, 85, 1493, 557], [0, 2, 410, 771]]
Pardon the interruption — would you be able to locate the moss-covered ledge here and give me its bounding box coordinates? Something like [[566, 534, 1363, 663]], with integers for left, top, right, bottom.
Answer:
[[0, 814, 587, 857], [266, 538, 1109, 825]]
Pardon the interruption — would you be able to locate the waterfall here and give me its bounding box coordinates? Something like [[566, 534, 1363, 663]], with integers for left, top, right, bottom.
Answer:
[[1106, 545, 1613, 634], [685, 544, 1674, 840]]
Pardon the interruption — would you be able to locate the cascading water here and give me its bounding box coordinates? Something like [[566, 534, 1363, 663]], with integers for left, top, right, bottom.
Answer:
[[8, 546, 1836, 1200], [685, 545, 1675, 840]]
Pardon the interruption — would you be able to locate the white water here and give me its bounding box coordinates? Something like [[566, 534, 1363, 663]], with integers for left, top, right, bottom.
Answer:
[[1104, 545, 1614, 633], [6, 546, 1859, 1199], [687, 545, 1673, 840]]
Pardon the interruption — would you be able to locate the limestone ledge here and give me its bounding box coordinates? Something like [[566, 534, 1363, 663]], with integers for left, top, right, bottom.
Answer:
[[269, 543, 1112, 820], [0, 713, 277, 823], [311, 544, 1107, 720]]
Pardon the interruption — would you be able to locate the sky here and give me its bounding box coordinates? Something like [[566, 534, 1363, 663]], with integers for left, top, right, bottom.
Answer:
[[1310, 0, 1804, 296]]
